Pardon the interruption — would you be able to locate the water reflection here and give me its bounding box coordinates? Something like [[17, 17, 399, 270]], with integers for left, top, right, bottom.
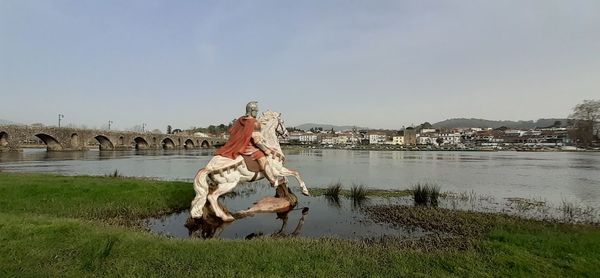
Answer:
[[272, 207, 309, 238], [351, 196, 369, 209], [185, 207, 310, 239], [184, 211, 228, 239], [325, 195, 341, 208]]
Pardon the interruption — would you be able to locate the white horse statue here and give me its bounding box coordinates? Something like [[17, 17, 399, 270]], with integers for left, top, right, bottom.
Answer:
[[190, 111, 311, 222]]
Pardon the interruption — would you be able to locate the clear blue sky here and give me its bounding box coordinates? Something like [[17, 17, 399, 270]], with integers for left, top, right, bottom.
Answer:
[[1, 0, 599, 131]]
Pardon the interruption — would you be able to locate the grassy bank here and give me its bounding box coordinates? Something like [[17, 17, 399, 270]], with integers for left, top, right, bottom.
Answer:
[[1, 173, 599, 276], [0, 173, 193, 223]]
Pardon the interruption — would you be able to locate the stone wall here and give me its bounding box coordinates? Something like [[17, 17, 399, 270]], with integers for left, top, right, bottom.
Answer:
[[0, 125, 225, 152]]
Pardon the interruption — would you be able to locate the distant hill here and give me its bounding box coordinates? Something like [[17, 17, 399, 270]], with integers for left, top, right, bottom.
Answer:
[[295, 123, 368, 132], [432, 118, 568, 129]]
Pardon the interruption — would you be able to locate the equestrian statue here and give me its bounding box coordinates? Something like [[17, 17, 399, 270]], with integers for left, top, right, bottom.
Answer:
[[190, 101, 311, 222]]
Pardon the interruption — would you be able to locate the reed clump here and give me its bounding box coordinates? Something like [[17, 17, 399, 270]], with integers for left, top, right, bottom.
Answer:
[[412, 183, 440, 206], [324, 182, 343, 198], [350, 184, 368, 202]]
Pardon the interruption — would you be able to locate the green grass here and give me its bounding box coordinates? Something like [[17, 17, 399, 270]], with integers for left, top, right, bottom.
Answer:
[[1, 173, 599, 277], [0, 173, 193, 223]]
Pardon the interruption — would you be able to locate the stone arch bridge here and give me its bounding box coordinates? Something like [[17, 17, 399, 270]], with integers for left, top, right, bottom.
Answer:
[[0, 125, 225, 152]]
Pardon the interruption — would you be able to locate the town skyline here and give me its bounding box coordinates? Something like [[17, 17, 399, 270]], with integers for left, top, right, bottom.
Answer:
[[0, 116, 572, 133]]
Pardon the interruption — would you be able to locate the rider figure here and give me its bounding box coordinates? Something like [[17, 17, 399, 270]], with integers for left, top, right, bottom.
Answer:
[[215, 101, 277, 186]]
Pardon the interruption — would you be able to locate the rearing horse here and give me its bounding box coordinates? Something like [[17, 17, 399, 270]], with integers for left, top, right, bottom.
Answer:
[[190, 111, 311, 222]]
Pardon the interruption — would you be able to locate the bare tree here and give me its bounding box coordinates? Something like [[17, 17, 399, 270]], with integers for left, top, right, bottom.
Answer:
[[569, 99, 600, 147]]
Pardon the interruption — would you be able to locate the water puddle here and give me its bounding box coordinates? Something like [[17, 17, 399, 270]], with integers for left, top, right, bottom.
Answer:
[[146, 185, 429, 240]]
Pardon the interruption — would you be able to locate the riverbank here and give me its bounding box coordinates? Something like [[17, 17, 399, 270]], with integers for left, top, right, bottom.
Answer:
[[1, 173, 598, 276], [282, 144, 600, 152]]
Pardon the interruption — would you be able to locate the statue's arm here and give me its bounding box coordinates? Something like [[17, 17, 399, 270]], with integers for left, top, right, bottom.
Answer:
[[252, 132, 271, 154]]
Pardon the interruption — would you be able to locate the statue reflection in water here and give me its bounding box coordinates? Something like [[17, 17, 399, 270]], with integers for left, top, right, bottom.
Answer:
[[185, 180, 309, 239]]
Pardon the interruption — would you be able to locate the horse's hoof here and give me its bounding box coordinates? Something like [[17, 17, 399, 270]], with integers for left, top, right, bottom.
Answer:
[[222, 215, 235, 222]]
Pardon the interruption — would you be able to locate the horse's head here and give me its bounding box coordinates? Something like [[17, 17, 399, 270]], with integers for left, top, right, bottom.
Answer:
[[259, 111, 288, 139], [275, 114, 289, 139]]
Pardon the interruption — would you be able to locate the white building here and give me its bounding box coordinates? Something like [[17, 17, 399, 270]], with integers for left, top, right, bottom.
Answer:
[[321, 135, 335, 145], [335, 135, 350, 145], [369, 133, 387, 145], [418, 136, 436, 145], [288, 132, 302, 142], [437, 133, 462, 145], [299, 133, 319, 143], [392, 136, 405, 145], [288, 132, 318, 144]]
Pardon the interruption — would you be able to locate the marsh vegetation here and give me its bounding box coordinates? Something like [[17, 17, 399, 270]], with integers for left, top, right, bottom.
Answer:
[[411, 182, 440, 206], [323, 181, 342, 200], [1, 173, 598, 276], [350, 184, 368, 203]]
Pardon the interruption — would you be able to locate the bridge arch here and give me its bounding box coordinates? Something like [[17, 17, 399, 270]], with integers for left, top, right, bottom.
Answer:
[[200, 140, 210, 148], [184, 139, 195, 149], [134, 137, 149, 150], [0, 131, 8, 147], [162, 138, 175, 149], [118, 136, 124, 146], [35, 133, 63, 151], [94, 135, 114, 151]]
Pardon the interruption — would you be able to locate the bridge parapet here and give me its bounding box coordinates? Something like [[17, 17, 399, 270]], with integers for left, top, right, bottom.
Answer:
[[0, 125, 225, 152]]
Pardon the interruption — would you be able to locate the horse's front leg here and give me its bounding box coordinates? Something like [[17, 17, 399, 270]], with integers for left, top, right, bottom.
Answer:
[[278, 166, 310, 196]]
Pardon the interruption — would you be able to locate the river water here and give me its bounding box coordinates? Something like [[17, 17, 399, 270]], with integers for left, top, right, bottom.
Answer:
[[1, 148, 599, 208]]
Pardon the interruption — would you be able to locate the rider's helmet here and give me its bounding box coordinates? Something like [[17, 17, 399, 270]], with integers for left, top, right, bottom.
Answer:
[[245, 101, 258, 117]]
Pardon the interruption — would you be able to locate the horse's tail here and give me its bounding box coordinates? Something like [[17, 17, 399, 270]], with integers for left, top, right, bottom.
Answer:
[[190, 168, 210, 219]]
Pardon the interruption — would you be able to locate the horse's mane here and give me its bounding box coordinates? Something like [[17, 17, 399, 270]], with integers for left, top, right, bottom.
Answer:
[[258, 110, 282, 151], [258, 110, 279, 125]]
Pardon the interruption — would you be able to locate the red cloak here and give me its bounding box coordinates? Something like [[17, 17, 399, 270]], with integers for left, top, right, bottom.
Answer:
[[215, 116, 257, 159]]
